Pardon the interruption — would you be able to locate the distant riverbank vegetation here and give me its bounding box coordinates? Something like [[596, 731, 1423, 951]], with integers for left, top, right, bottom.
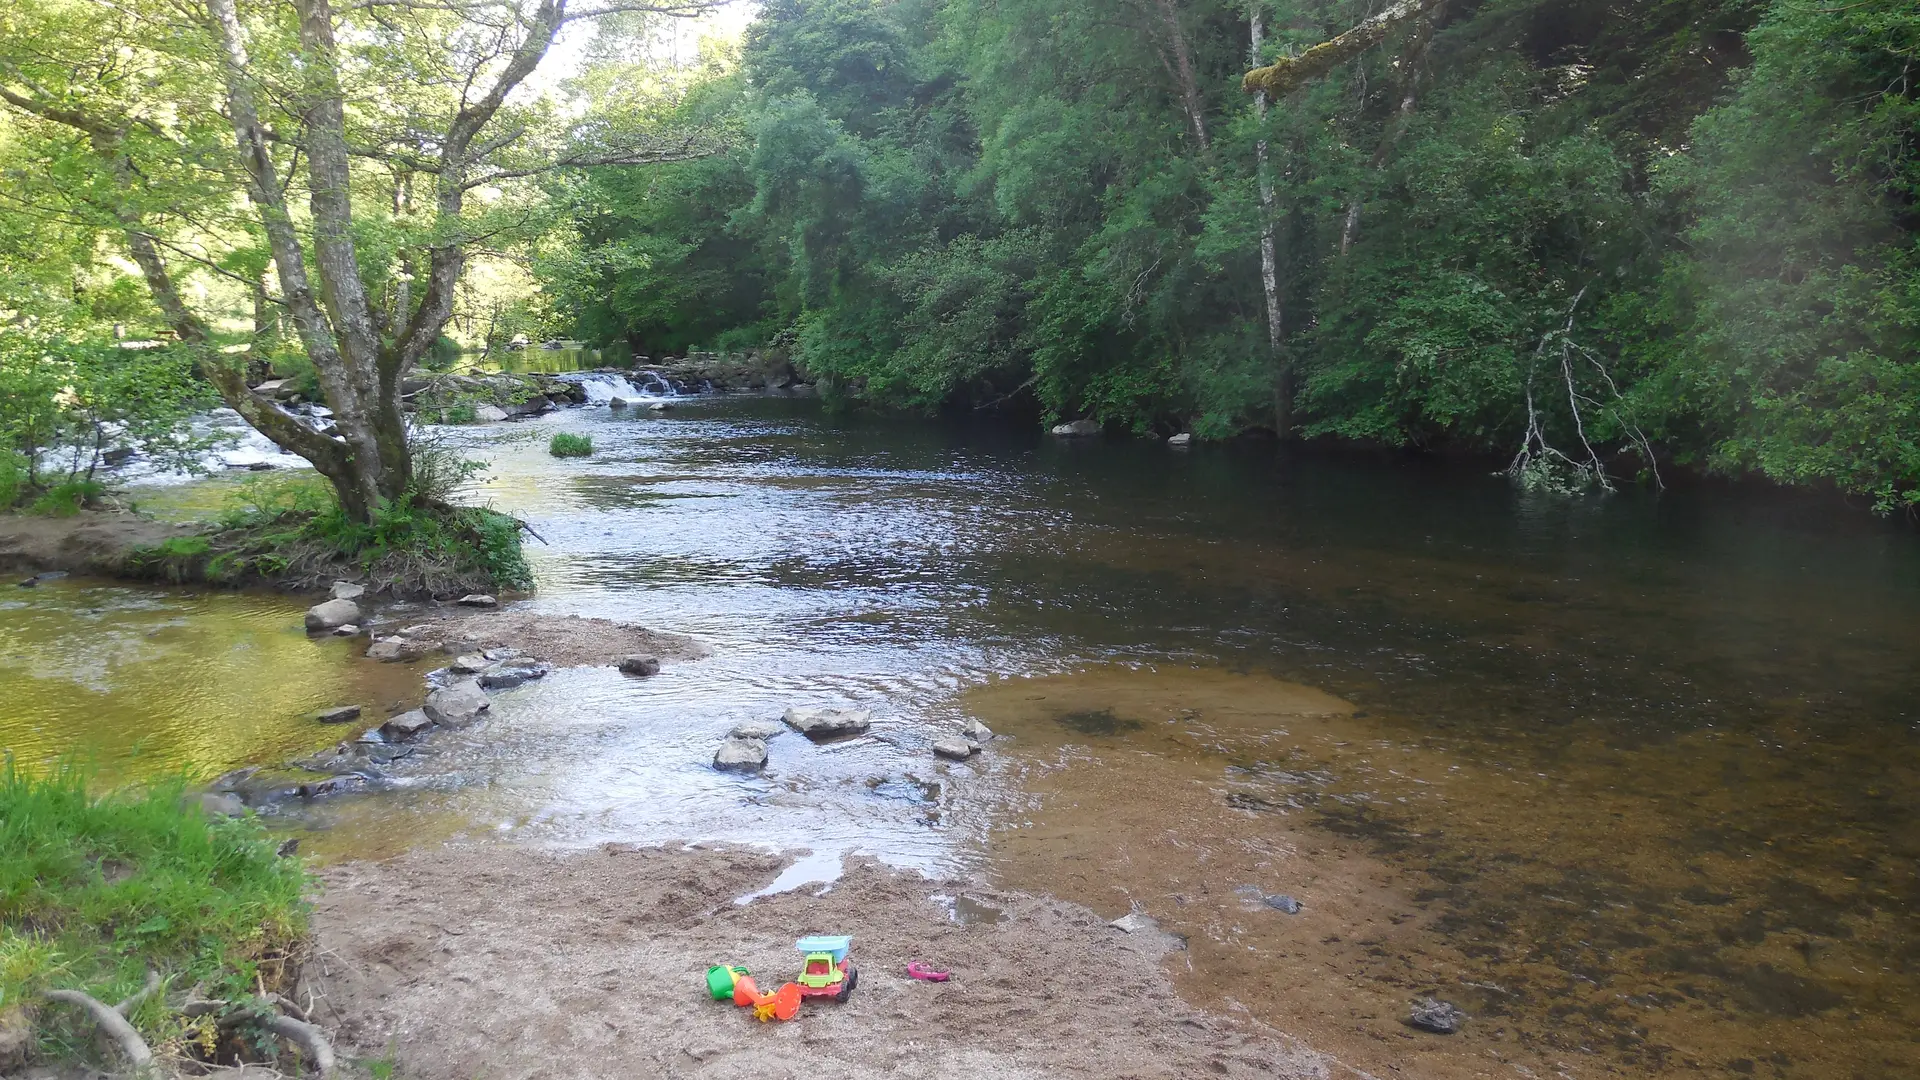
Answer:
[[540, 0, 1919, 512]]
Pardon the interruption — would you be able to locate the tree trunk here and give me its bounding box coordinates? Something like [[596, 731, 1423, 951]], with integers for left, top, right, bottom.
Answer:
[[1150, 0, 1211, 152], [1249, 8, 1290, 436]]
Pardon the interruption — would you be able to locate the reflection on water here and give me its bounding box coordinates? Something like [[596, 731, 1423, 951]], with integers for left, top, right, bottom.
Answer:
[[0, 581, 422, 781], [9, 397, 1919, 1078]]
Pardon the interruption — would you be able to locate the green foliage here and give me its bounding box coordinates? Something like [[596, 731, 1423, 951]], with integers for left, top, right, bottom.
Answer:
[[0, 760, 308, 1054], [535, 0, 1917, 510], [548, 433, 594, 458]]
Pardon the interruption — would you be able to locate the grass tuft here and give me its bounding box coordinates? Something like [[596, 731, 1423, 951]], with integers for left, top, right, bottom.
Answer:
[[547, 433, 593, 458], [0, 760, 308, 1062]]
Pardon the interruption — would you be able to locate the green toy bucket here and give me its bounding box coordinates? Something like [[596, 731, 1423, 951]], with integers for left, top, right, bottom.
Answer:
[[706, 965, 747, 1000]]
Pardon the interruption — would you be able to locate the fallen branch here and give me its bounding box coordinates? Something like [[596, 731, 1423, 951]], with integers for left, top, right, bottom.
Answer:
[[42, 987, 156, 1073], [1242, 0, 1448, 98], [116, 969, 164, 1017]]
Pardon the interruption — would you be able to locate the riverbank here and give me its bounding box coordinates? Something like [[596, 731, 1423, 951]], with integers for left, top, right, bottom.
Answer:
[[308, 845, 1335, 1080]]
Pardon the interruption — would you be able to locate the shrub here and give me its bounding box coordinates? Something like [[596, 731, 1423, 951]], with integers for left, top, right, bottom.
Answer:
[[548, 433, 593, 458]]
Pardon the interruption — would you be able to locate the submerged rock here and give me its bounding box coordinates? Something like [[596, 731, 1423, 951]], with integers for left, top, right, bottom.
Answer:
[[1264, 894, 1303, 914], [305, 598, 362, 632], [314, 705, 362, 724], [1050, 419, 1100, 437], [332, 624, 362, 637], [617, 654, 660, 677], [478, 662, 549, 690], [1407, 998, 1466, 1034], [648, 401, 673, 412], [730, 718, 786, 740], [713, 737, 769, 773], [194, 791, 246, 818], [424, 679, 490, 726], [932, 737, 978, 761], [783, 706, 872, 739]]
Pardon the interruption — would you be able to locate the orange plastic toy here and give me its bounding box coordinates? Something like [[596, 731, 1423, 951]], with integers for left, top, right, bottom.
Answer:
[[752, 982, 803, 1022]]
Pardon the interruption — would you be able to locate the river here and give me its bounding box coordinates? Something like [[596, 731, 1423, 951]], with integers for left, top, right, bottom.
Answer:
[[4, 394, 1915, 1079]]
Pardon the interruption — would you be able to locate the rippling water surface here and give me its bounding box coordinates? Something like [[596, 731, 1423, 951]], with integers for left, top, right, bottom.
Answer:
[[6, 395, 1917, 1078]]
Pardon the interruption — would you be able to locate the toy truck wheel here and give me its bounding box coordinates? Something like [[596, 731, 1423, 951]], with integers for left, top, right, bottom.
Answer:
[[837, 967, 858, 1002]]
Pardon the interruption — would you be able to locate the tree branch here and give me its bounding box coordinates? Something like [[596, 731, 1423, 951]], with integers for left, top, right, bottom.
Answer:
[[1242, 0, 1449, 98]]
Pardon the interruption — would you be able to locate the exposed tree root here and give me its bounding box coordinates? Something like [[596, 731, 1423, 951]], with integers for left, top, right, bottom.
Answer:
[[259, 1013, 336, 1075], [42, 986, 157, 1075]]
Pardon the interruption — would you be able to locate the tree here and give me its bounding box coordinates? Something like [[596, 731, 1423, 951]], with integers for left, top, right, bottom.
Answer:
[[0, 0, 720, 522]]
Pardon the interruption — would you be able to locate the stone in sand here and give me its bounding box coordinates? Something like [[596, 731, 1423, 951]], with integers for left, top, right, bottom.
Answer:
[[730, 718, 786, 740], [305, 597, 362, 632], [330, 580, 367, 601], [783, 707, 872, 739], [1264, 894, 1302, 914], [713, 737, 769, 773], [1407, 998, 1466, 1034], [381, 709, 435, 741], [617, 654, 661, 677], [932, 737, 977, 760], [315, 705, 362, 724], [424, 679, 490, 726], [456, 593, 498, 608], [1109, 912, 1159, 934]]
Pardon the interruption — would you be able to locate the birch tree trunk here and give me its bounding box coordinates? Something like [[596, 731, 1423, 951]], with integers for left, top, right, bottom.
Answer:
[[1250, 7, 1289, 435]]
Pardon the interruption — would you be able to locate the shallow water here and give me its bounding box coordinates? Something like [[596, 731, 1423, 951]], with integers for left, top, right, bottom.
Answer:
[[6, 396, 1918, 1077]]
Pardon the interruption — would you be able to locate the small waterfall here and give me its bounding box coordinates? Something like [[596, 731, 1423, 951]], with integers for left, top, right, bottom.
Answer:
[[556, 370, 686, 403]]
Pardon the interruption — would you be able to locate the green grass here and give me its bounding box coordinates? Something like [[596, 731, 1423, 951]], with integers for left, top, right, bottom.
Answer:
[[26, 479, 107, 517], [548, 433, 593, 458], [0, 761, 308, 1061]]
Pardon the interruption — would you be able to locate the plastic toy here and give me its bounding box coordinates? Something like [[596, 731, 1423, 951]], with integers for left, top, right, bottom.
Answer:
[[753, 982, 803, 1022], [794, 935, 858, 1001], [706, 965, 751, 1001], [906, 961, 950, 982]]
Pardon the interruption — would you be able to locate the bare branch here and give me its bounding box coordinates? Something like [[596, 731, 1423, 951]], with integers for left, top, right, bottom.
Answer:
[[1242, 0, 1448, 98]]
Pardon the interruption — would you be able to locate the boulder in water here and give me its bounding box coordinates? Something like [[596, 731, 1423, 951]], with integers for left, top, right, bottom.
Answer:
[[730, 718, 786, 740], [314, 705, 362, 724], [330, 580, 366, 601], [962, 718, 994, 741], [648, 401, 673, 411], [1167, 433, 1193, 446], [933, 737, 977, 760], [783, 706, 872, 739], [1050, 419, 1100, 437], [474, 404, 509, 422], [366, 637, 425, 662], [617, 654, 660, 677], [449, 653, 491, 674], [305, 598, 362, 632], [424, 679, 490, 726], [609, 397, 631, 408], [713, 737, 769, 773], [381, 709, 434, 741], [478, 662, 549, 690], [456, 593, 498, 608]]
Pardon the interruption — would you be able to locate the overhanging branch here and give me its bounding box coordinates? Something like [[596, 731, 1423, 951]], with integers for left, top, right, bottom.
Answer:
[[1242, 0, 1448, 98]]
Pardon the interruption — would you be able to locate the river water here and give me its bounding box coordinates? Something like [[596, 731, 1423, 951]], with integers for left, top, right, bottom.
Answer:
[[5, 395, 1916, 1079]]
